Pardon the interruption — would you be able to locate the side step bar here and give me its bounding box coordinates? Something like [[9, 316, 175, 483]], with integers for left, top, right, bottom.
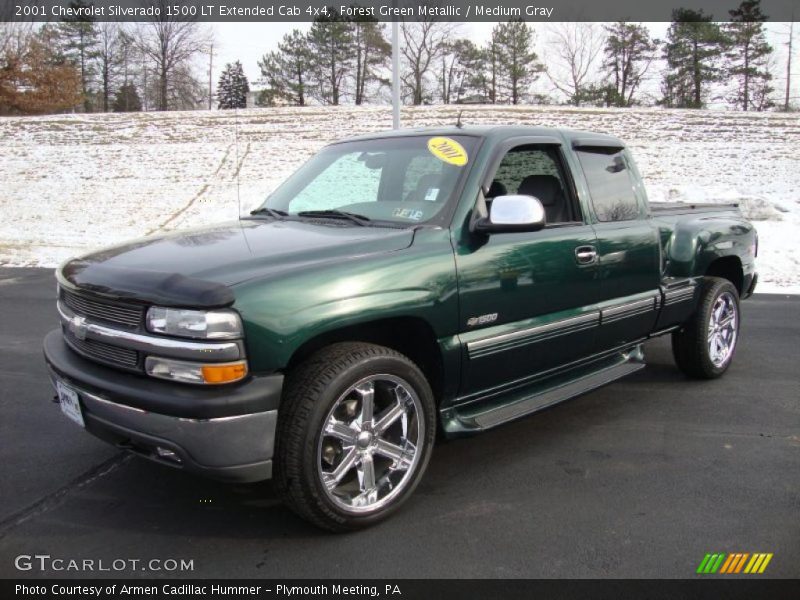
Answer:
[[464, 360, 644, 431]]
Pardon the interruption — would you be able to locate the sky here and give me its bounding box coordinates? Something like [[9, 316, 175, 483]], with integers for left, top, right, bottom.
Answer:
[[211, 21, 503, 84], [208, 21, 794, 105]]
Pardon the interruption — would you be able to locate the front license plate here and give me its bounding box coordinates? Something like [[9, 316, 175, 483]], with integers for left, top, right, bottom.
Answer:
[[56, 380, 85, 428]]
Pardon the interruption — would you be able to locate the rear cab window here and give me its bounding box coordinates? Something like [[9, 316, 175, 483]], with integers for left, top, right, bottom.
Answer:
[[575, 148, 641, 222]]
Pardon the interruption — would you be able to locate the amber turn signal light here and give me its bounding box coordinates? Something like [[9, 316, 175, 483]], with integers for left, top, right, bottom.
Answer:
[[201, 362, 248, 384]]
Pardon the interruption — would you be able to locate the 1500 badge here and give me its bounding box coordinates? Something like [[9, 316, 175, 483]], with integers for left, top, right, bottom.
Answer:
[[467, 313, 498, 327]]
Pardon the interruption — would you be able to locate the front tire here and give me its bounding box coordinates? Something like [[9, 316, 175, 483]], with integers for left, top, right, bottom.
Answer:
[[274, 342, 436, 531], [672, 277, 740, 379]]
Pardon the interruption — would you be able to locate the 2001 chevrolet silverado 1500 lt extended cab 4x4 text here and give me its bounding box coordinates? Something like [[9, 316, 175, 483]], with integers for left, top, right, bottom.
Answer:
[[44, 126, 758, 530]]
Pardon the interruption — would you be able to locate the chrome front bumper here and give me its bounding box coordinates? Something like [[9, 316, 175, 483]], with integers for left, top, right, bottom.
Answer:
[[56, 377, 277, 482], [44, 329, 282, 483]]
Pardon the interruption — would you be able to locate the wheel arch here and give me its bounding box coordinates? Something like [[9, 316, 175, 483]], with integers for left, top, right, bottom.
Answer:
[[664, 216, 754, 288], [285, 316, 445, 404], [705, 256, 744, 295]]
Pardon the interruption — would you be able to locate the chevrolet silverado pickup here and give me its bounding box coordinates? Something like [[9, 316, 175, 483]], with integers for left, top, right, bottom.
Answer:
[[44, 126, 758, 531]]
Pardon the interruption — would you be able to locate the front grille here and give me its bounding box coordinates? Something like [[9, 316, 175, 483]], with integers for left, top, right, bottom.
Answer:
[[60, 287, 144, 329], [64, 330, 140, 369]]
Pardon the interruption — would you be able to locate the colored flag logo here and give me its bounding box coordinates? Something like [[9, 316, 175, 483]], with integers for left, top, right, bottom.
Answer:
[[697, 553, 773, 574]]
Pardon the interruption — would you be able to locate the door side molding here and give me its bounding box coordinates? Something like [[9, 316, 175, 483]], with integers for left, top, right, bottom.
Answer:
[[467, 311, 600, 359]]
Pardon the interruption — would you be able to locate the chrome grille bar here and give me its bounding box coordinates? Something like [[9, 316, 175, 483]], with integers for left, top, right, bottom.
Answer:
[[57, 301, 243, 363], [64, 333, 139, 369], [60, 288, 143, 329]]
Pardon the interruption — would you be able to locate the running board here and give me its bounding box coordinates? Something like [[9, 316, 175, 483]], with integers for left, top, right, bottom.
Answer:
[[463, 360, 645, 431]]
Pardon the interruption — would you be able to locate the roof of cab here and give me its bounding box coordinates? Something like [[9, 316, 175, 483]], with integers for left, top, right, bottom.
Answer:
[[335, 124, 625, 148]]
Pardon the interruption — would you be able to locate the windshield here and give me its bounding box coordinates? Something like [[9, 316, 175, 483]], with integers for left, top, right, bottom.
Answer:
[[255, 135, 478, 226]]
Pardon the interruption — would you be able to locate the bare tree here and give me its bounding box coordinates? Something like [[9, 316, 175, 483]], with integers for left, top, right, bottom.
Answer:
[[750, 52, 778, 111], [546, 23, 605, 106], [401, 19, 456, 105], [95, 22, 121, 112], [0, 0, 36, 60], [135, 5, 211, 111], [439, 39, 480, 104]]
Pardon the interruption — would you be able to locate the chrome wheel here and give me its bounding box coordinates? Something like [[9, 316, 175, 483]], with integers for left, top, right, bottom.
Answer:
[[317, 374, 424, 514], [707, 291, 738, 368]]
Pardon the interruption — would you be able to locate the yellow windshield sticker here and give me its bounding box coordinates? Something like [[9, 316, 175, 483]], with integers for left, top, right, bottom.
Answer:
[[427, 137, 468, 166]]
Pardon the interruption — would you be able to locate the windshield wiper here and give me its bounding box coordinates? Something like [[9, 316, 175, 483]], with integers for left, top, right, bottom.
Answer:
[[250, 207, 288, 219], [296, 209, 371, 226]]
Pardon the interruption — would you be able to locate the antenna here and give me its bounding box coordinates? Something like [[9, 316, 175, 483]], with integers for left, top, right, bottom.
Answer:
[[456, 110, 464, 129]]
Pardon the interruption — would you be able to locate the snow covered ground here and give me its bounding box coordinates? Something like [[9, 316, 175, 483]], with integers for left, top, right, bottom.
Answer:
[[1, 105, 798, 292]]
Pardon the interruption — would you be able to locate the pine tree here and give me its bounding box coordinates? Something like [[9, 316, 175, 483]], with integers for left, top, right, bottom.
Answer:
[[464, 43, 495, 104], [112, 82, 141, 112], [217, 61, 249, 109], [308, 11, 354, 105], [351, 17, 390, 105], [602, 22, 659, 107], [56, 0, 99, 112], [258, 30, 313, 106], [662, 9, 724, 108], [491, 20, 544, 105], [724, 0, 774, 111]]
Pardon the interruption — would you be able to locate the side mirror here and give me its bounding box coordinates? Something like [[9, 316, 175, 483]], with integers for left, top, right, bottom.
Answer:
[[474, 195, 546, 234]]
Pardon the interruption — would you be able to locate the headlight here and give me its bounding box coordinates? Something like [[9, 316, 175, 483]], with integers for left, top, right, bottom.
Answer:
[[145, 356, 248, 385], [146, 307, 243, 340]]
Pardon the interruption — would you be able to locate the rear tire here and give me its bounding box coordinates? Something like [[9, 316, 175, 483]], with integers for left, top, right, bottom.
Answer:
[[274, 342, 436, 532], [672, 277, 740, 379]]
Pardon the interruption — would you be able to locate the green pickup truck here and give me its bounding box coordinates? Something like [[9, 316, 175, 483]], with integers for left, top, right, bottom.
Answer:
[[44, 126, 757, 531]]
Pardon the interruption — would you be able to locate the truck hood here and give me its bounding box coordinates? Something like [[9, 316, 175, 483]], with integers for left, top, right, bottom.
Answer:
[[59, 219, 415, 308]]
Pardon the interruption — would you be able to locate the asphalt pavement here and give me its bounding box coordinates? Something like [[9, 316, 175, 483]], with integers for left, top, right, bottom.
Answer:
[[0, 267, 797, 579]]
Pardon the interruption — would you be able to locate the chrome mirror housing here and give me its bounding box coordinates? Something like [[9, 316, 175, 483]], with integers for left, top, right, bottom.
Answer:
[[475, 195, 546, 233]]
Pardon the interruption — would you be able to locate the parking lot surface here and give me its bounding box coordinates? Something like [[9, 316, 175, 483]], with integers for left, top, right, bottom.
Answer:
[[0, 267, 797, 578]]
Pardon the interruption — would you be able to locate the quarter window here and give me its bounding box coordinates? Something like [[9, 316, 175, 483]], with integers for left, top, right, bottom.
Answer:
[[576, 149, 640, 222]]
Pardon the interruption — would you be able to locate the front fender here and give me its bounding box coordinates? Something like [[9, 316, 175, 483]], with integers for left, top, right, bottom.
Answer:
[[231, 229, 459, 372]]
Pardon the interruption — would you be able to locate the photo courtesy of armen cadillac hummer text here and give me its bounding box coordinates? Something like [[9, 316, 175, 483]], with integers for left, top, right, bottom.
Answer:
[[43, 126, 758, 531]]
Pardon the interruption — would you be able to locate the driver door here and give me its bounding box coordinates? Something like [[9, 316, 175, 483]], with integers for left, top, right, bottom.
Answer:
[[455, 142, 601, 398]]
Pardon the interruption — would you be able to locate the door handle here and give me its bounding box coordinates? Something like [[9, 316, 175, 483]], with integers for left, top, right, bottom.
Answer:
[[575, 245, 597, 265]]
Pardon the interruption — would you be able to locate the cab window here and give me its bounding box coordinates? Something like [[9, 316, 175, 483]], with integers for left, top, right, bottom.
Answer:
[[576, 149, 640, 222], [488, 145, 580, 225]]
